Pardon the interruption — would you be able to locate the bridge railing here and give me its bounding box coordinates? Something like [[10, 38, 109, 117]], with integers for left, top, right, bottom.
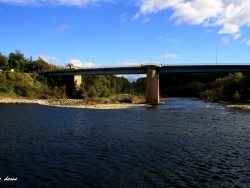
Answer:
[[162, 63, 250, 66], [76, 63, 164, 70], [77, 65, 142, 69], [77, 63, 250, 69], [41, 63, 250, 73]]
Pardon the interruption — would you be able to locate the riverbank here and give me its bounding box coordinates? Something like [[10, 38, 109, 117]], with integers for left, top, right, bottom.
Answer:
[[0, 98, 50, 105], [214, 100, 250, 110], [0, 97, 146, 109], [226, 104, 250, 110], [2, 97, 250, 110]]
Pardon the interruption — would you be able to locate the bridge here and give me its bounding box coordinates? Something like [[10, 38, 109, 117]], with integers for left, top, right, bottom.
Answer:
[[41, 64, 250, 104]]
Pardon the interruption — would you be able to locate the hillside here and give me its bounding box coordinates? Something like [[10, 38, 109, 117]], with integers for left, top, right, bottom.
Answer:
[[0, 71, 66, 99]]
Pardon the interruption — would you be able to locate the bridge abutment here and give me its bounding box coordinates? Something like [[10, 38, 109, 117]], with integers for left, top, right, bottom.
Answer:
[[143, 65, 162, 105]]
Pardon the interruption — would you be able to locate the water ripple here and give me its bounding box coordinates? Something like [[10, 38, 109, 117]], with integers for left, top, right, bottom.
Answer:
[[1, 99, 250, 187]]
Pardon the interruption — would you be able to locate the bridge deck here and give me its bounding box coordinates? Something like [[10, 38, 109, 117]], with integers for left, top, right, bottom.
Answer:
[[40, 64, 250, 76]]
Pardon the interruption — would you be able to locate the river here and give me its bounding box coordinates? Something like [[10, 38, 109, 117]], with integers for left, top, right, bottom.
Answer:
[[1, 98, 250, 187]]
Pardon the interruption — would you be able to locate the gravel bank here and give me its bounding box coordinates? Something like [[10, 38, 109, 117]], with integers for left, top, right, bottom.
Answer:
[[0, 98, 146, 109]]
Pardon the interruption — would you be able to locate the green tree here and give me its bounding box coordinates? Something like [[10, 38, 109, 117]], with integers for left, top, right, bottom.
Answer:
[[0, 53, 8, 69], [33, 57, 51, 71], [132, 77, 146, 96], [8, 50, 26, 70], [66, 63, 74, 68], [199, 72, 244, 101]]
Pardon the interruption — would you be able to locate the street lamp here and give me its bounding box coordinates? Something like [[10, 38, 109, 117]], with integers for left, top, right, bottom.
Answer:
[[138, 49, 140, 66], [92, 51, 94, 68], [163, 48, 165, 65], [216, 45, 218, 65]]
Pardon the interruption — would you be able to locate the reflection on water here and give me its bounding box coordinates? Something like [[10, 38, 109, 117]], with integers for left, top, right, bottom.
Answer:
[[1, 98, 250, 187]]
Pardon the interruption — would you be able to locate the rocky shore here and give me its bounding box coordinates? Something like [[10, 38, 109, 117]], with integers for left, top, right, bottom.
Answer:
[[226, 104, 250, 110], [0, 98, 146, 109], [0, 98, 50, 105]]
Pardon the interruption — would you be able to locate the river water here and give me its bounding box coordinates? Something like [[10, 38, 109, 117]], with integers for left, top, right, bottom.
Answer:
[[1, 98, 250, 187]]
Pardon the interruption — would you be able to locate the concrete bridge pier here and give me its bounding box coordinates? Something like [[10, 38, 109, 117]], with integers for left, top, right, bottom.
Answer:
[[143, 65, 162, 105], [74, 75, 82, 89]]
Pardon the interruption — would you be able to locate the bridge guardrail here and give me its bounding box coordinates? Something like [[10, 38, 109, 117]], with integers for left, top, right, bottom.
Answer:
[[161, 63, 250, 66], [78, 65, 141, 69], [40, 63, 250, 73]]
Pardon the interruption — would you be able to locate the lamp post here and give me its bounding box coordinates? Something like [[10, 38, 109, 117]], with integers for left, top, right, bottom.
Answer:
[[163, 48, 165, 65], [138, 49, 140, 66], [216, 45, 218, 65], [92, 51, 93, 68]]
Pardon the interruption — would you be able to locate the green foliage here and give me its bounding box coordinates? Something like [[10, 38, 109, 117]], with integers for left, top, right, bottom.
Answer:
[[0, 72, 66, 99], [159, 73, 223, 97], [0, 53, 8, 69], [8, 50, 26, 69], [160, 72, 250, 102], [233, 91, 241, 101], [0, 50, 135, 101], [33, 57, 51, 71], [0, 50, 64, 72], [131, 77, 146, 96], [199, 72, 245, 102], [79, 75, 132, 99]]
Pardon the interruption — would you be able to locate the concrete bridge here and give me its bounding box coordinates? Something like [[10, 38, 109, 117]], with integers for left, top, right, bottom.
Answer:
[[41, 64, 250, 104]]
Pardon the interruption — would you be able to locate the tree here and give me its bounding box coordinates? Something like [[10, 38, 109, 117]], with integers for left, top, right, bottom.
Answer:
[[199, 72, 244, 101], [0, 53, 8, 69], [8, 50, 26, 69], [33, 57, 51, 71], [132, 77, 146, 96], [66, 63, 74, 68]]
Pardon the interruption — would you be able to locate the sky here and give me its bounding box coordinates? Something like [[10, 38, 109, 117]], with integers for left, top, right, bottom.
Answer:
[[0, 0, 250, 71]]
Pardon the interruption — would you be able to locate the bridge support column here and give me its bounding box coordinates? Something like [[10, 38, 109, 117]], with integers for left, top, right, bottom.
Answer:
[[144, 65, 162, 105], [74, 75, 82, 89]]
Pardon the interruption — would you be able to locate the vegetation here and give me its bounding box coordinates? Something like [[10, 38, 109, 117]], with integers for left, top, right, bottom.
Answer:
[[80, 75, 131, 98], [0, 50, 146, 103], [160, 72, 250, 103], [199, 72, 248, 102], [0, 72, 66, 99], [1, 50, 63, 72]]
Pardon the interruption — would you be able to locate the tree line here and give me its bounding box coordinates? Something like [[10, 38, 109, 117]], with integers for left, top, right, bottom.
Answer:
[[0, 50, 62, 72], [160, 72, 250, 102], [0, 50, 146, 101]]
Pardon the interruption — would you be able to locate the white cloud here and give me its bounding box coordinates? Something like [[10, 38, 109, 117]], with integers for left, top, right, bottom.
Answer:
[[68, 59, 96, 68], [38, 55, 59, 63], [142, 17, 151, 23], [221, 37, 230, 44], [240, 39, 250, 45], [167, 38, 179, 43], [233, 33, 241, 40], [120, 13, 127, 24], [0, 0, 114, 6], [165, 53, 178, 58], [172, 0, 223, 25], [135, 0, 250, 36]]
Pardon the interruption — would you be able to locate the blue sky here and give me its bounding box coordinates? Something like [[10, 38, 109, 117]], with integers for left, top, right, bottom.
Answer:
[[0, 0, 250, 69]]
